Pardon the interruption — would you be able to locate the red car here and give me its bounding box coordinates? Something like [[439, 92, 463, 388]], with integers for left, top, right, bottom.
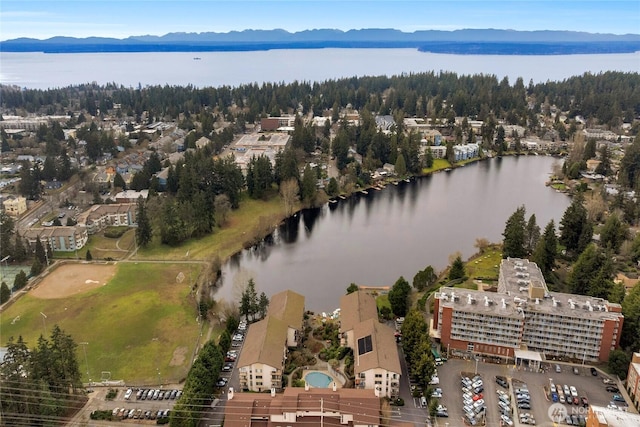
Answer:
[[472, 393, 483, 401]]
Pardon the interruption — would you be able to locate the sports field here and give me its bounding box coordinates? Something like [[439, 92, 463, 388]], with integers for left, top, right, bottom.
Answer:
[[0, 262, 201, 385]]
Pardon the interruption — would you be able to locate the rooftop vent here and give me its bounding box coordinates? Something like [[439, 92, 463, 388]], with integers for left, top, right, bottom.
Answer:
[[501, 298, 507, 309]]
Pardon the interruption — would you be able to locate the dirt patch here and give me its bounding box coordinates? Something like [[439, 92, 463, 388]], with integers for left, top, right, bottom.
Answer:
[[31, 264, 117, 299], [169, 346, 188, 367]]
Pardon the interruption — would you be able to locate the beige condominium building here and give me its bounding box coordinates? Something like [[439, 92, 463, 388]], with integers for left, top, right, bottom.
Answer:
[[224, 387, 381, 427], [237, 290, 305, 392], [340, 291, 401, 398], [627, 352, 640, 412], [433, 258, 624, 362]]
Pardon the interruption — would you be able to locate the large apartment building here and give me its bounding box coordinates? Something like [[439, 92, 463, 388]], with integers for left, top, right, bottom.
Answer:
[[224, 387, 381, 427], [433, 258, 624, 362], [237, 290, 305, 392], [340, 291, 401, 398], [627, 352, 640, 412]]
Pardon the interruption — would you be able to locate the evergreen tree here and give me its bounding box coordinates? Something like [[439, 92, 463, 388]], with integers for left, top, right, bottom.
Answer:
[[388, 276, 411, 317], [619, 134, 640, 190], [0, 212, 14, 259], [502, 205, 527, 258], [326, 177, 339, 197], [0, 281, 10, 304], [258, 292, 269, 319], [113, 172, 126, 190], [395, 153, 407, 176], [34, 237, 47, 265], [85, 249, 92, 261], [559, 195, 592, 255], [135, 196, 152, 247], [30, 258, 43, 276], [567, 244, 605, 295], [531, 220, 557, 277], [300, 164, 317, 206], [524, 213, 541, 254], [599, 213, 628, 253], [13, 270, 27, 290], [449, 255, 466, 280]]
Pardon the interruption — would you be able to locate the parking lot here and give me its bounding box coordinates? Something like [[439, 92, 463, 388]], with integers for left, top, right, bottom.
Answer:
[[433, 358, 628, 427]]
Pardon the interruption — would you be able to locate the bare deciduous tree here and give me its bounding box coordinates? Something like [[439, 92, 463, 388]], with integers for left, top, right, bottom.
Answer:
[[280, 178, 299, 217]]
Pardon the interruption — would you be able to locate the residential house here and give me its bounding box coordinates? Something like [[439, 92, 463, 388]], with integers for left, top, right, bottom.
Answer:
[[2, 196, 27, 217], [224, 387, 381, 427]]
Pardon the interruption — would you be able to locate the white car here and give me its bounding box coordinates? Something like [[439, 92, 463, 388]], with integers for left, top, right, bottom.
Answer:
[[570, 385, 578, 397], [501, 414, 514, 426], [124, 388, 133, 400]]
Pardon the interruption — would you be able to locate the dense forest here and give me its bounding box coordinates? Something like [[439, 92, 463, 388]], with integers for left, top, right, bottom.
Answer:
[[2, 71, 639, 129]]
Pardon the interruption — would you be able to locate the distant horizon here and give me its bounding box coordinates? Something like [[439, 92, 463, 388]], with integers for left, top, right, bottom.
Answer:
[[1, 1, 639, 41], [5, 27, 640, 42]]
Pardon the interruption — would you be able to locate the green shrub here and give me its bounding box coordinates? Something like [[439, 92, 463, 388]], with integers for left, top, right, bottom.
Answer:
[[90, 410, 113, 420], [105, 389, 117, 400], [104, 226, 128, 238]]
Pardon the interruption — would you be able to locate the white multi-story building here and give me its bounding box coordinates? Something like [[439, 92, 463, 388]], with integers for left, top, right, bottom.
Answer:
[[433, 258, 624, 362]]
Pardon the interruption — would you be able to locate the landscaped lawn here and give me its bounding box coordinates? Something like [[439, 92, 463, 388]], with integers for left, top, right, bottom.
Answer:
[[422, 159, 451, 174], [456, 246, 503, 289], [0, 262, 202, 384]]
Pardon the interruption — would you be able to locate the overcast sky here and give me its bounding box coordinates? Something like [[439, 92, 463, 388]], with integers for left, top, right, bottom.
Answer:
[[1, 0, 639, 41]]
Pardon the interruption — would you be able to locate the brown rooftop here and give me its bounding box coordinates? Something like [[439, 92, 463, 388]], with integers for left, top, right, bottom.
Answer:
[[340, 291, 378, 333]]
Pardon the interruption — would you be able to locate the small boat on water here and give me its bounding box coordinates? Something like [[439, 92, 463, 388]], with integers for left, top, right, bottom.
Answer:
[[339, 195, 346, 199], [329, 199, 337, 204], [361, 190, 369, 195], [393, 181, 399, 186], [193, 57, 201, 60], [404, 178, 410, 182], [444, 168, 452, 172]]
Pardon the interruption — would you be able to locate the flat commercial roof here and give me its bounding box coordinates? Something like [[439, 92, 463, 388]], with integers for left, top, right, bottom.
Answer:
[[515, 349, 543, 362]]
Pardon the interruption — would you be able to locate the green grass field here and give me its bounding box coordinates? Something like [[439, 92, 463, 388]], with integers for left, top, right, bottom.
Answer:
[[422, 159, 452, 174], [0, 262, 202, 385]]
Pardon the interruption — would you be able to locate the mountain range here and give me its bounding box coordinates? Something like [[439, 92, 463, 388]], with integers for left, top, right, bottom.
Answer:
[[3, 28, 640, 54]]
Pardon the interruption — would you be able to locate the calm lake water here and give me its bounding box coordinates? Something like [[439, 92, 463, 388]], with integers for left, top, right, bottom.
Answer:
[[1, 49, 639, 89], [216, 156, 571, 312]]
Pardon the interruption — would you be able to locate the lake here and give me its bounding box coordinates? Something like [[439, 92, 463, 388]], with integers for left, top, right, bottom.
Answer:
[[1, 49, 639, 89], [216, 155, 571, 312]]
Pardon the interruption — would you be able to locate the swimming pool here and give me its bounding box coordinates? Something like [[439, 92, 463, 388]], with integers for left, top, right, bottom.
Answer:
[[305, 371, 333, 388]]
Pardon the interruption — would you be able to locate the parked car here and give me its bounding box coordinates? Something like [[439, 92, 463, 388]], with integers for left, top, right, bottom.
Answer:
[[555, 364, 562, 373], [581, 397, 589, 407], [590, 367, 598, 376], [124, 388, 132, 400], [495, 376, 508, 388], [606, 385, 620, 393], [501, 414, 514, 426], [612, 394, 625, 402], [573, 367, 580, 375], [570, 385, 578, 397]]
